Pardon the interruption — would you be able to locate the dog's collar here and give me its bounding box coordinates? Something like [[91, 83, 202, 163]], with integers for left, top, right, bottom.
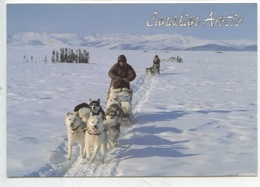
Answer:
[[106, 112, 117, 117], [70, 123, 87, 134], [71, 128, 87, 134], [87, 128, 105, 136], [71, 125, 80, 132]]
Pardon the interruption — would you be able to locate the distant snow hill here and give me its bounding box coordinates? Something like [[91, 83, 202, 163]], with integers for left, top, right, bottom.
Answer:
[[7, 32, 257, 51]]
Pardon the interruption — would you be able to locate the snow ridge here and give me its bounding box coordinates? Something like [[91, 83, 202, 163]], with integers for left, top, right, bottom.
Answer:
[[7, 32, 257, 51]]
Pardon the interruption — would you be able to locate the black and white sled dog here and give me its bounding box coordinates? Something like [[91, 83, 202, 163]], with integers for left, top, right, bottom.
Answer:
[[85, 113, 108, 164], [104, 103, 123, 148], [73, 99, 105, 120], [146, 66, 157, 76], [89, 99, 106, 119], [65, 112, 87, 160]]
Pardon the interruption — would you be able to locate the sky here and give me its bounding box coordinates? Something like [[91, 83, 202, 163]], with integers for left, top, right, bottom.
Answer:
[[7, 3, 257, 40]]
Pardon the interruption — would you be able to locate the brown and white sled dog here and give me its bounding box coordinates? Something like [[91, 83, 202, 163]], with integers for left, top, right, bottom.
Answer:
[[65, 112, 86, 160], [104, 103, 123, 148], [85, 113, 107, 163]]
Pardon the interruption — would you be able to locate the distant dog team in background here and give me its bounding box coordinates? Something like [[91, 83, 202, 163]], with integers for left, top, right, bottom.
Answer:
[[146, 55, 161, 76], [145, 55, 183, 76]]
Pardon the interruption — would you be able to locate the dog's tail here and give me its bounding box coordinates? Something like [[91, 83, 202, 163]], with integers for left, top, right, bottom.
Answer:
[[121, 101, 132, 117], [74, 102, 90, 112]]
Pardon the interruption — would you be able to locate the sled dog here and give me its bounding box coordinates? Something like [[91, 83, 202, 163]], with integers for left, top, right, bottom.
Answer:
[[106, 94, 121, 109], [146, 66, 157, 76], [85, 113, 107, 163], [74, 102, 90, 112], [89, 99, 106, 119], [104, 103, 123, 148], [65, 112, 86, 160], [146, 67, 154, 75], [108, 87, 133, 123], [74, 102, 91, 123]]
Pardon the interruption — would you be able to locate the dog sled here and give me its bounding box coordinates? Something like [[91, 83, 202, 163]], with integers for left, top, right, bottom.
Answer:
[[106, 87, 133, 124], [162, 56, 183, 63]]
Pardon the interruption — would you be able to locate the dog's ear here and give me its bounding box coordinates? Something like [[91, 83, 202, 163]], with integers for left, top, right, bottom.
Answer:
[[67, 112, 72, 116], [97, 98, 100, 104], [88, 99, 92, 104]]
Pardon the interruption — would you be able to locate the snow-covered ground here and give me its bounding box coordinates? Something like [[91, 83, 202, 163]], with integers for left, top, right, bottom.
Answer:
[[7, 47, 257, 177]]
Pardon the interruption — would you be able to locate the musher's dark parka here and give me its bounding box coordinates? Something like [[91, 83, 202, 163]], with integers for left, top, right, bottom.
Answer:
[[108, 55, 136, 89]]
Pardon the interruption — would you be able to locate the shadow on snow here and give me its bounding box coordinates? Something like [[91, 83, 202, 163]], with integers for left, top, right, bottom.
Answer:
[[129, 125, 183, 134], [135, 110, 188, 124], [120, 146, 199, 159], [119, 134, 199, 159]]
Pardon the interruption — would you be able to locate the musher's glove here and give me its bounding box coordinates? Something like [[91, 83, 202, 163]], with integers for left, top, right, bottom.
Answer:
[[122, 78, 129, 82], [116, 76, 122, 81]]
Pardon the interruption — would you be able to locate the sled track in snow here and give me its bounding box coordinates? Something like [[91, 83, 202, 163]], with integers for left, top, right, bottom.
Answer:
[[27, 73, 157, 177]]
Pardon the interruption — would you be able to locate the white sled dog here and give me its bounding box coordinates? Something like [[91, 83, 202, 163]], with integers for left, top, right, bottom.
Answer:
[[74, 102, 91, 123], [65, 112, 86, 160], [85, 113, 107, 163], [104, 103, 123, 148]]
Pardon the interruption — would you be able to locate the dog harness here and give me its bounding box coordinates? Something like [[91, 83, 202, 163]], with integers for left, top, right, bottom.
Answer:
[[87, 127, 106, 136]]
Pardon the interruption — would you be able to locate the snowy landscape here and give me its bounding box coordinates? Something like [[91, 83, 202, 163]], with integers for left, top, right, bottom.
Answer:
[[8, 32, 257, 51], [6, 33, 257, 177]]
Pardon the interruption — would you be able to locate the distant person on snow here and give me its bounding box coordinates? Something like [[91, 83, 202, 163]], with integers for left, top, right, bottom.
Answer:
[[153, 55, 161, 74]]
